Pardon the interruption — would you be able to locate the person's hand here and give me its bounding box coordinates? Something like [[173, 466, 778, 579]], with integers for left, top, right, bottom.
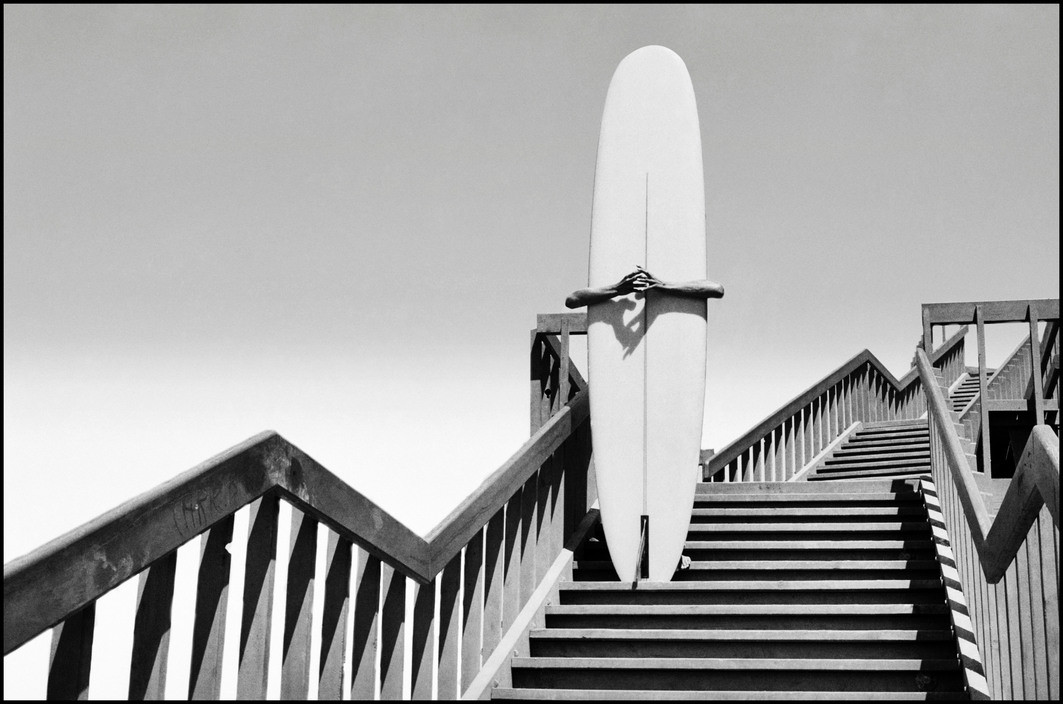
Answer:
[[633, 265, 666, 292], [612, 269, 647, 295]]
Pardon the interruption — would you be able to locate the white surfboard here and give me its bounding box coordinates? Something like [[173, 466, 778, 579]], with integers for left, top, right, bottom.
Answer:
[[587, 46, 706, 582]]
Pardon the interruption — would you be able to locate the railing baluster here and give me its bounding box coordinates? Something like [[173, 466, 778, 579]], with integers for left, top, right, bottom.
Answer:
[[189, 514, 234, 699], [410, 576, 435, 700], [483, 510, 504, 660], [238, 494, 279, 699], [350, 551, 380, 700], [129, 551, 177, 700], [379, 563, 405, 700], [462, 529, 485, 693], [502, 489, 522, 634], [318, 531, 351, 700], [785, 418, 796, 481], [437, 554, 461, 699], [48, 603, 95, 700], [519, 472, 538, 610], [281, 509, 317, 699]]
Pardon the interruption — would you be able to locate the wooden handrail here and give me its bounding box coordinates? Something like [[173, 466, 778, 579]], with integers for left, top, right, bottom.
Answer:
[[4, 349, 592, 657], [706, 326, 967, 475], [916, 348, 1059, 581]]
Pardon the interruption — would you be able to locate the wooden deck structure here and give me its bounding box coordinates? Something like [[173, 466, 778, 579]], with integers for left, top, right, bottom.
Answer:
[[3, 298, 1058, 700]]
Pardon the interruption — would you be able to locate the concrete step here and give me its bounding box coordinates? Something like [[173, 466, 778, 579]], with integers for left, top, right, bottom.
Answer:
[[493, 688, 966, 700], [509, 657, 963, 692]]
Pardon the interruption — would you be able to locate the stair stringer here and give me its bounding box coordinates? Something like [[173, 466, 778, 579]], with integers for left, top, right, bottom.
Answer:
[[920, 476, 992, 700]]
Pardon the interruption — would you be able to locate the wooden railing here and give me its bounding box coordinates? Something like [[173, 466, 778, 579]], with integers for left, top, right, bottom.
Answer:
[[957, 321, 1060, 462], [703, 326, 967, 482], [4, 333, 595, 700], [916, 348, 1059, 700], [924, 299, 1060, 478]]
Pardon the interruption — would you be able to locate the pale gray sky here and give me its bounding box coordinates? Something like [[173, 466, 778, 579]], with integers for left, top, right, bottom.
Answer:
[[3, 6, 1059, 695]]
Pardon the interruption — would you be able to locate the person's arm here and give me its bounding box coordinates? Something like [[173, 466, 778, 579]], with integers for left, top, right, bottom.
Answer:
[[565, 269, 645, 308], [637, 266, 725, 300]]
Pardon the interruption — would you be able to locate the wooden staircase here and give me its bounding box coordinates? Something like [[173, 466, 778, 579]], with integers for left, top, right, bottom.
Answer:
[[948, 372, 987, 413], [808, 420, 931, 482], [494, 479, 967, 700]]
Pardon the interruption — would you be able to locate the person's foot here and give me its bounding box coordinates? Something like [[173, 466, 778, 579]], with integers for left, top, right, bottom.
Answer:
[[677, 554, 692, 570]]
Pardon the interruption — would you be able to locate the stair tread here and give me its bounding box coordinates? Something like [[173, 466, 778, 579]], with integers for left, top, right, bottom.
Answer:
[[511, 656, 960, 670], [691, 507, 926, 516], [696, 480, 921, 493], [561, 580, 944, 591], [819, 458, 930, 470], [683, 540, 935, 549], [493, 689, 966, 699], [830, 453, 929, 463], [809, 470, 930, 481], [547, 604, 949, 615], [530, 629, 954, 641], [574, 559, 940, 572], [694, 494, 922, 503], [687, 522, 930, 531]]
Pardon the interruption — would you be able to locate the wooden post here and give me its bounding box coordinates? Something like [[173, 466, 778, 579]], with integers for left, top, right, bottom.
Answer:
[[559, 318, 571, 407], [1028, 306, 1046, 425], [976, 306, 992, 475]]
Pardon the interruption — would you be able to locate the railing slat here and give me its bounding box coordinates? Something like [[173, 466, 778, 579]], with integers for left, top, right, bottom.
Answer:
[[189, 514, 234, 700], [237, 494, 279, 699], [48, 602, 95, 700], [280, 509, 317, 699], [128, 551, 177, 700], [461, 528, 484, 693], [379, 563, 405, 700], [438, 553, 461, 698], [502, 489, 522, 635], [482, 510, 504, 662], [350, 550, 380, 700], [318, 531, 351, 700], [519, 472, 538, 612], [1038, 510, 1059, 700], [1026, 526, 1047, 700], [410, 576, 435, 700]]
